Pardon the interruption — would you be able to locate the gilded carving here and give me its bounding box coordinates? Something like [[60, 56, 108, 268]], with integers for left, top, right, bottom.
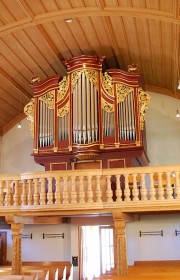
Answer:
[[116, 83, 133, 103], [57, 76, 69, 102], [72, 69, 98, 89], [39, 90, 55, 109], [24, 98, 35, 138], [138, 88, 151, 130], [75, 153, 99, 160], [102, 98, 114, 112], [85, 69, 98, 87], [101, 72, 113, 96], [57, 102, 69, 117]]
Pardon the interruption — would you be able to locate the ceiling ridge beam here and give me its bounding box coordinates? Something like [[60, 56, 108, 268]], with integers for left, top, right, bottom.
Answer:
[[0, 7, 179, 37]]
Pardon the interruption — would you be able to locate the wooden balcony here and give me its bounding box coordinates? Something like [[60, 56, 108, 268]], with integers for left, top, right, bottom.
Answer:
[[1, 164, 180, 216]]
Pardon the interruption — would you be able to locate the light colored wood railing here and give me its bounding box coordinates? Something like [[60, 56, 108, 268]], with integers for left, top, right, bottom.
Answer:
[[1, 165, 180, 214]]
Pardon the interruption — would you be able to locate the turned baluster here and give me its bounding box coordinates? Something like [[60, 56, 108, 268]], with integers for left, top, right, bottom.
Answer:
[[140, 173, 147, 201], [21, 180, 27, 206], [115, 175, 122, 202], [79, 176, 85, 203], [132, 173, 139, 201], [40, 178, 46, 205], [166, 172, 173, 200], [5, 180, 11, 206], [27, 179, 33, 205], [55, 176, 61, 204], [149, 173, 156, 201], [33, 178, 39, 205], [86, 175, 93, 203], [13, 181, 20, 206], [96, 175, 102, 203], [157, 172, 164, 200], [124, 174, 130, 201], [106, 175, 112, 202], [47, 177, 53, 205], [62, 177, 69, 204], [175, 171, 180, 199]]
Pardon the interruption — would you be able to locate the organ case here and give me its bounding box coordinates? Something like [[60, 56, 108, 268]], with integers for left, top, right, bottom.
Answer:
[[24, 55, 151, 170]]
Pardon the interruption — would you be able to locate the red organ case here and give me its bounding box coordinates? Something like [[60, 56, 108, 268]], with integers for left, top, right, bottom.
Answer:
[[24, 55, 151, 170]]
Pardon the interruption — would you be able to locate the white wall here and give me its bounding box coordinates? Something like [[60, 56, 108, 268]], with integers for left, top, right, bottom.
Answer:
[[4, 224, 71, 262], [146, 92, 180, 166], [126, 214, 180, 265], [1, 118, 44, 174]]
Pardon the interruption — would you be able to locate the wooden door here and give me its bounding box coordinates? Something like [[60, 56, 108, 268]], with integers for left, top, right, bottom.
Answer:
[[0, 232, 7, 265]]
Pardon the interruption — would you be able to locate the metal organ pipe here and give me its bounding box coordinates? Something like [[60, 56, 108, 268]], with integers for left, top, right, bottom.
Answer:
[[72, 73, 99, 144], [38, 100, 54, 147], [118, 91, 136, 141], [82, 72, 87, 144]]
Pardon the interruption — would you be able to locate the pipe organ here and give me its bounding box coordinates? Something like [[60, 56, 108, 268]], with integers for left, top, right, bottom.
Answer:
[[24, 55, 151, 170]]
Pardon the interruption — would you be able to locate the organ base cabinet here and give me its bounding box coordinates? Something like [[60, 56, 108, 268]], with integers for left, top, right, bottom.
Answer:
[[25, 55, 150, 171]]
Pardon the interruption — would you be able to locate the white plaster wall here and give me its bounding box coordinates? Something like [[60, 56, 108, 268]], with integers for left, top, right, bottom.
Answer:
[[2, 224, 71, 262], [1, 118, 44, 174], [126, 214, 180, 265], [146, 92, 180, 166]]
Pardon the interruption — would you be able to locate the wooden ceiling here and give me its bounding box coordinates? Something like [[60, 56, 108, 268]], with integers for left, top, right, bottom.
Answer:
[[0, 0, 180, 135]]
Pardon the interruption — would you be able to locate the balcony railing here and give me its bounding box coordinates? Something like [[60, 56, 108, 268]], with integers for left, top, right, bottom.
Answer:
[[1, 165, 180, 214]]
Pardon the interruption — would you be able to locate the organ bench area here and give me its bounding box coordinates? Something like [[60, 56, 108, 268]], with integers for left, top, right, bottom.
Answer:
[[24, 55, 151, 171]]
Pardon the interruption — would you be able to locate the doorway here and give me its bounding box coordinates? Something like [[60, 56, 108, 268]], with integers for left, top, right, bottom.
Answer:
[[80, 226, 114, 280]]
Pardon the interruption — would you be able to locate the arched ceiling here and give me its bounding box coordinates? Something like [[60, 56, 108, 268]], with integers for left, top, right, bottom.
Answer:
[[0, 0, 180, 135]]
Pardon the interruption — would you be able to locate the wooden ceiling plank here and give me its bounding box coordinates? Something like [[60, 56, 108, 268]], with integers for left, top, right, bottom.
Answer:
[[40, 0, 60, 12], [54, 20, 83, 57], [0, 87, 24, 112], [0, 98, 19, 117], [13, 29, 58, 77], [41, 21, 73, 61], [54, 0, 72, 9], [63, 18, 92, 56], [1, 55, 32, 98], [5, 0, 30, 21], [0, 1, 16, 24], [15, 0, 35, 20], [132, 0, 146, 9], [147, 20, 162, 87], [133, 17, 154, 85], [101, 16, 124, 68], [20, 0, 46, 17], [3, 33, 48, 80], [78, 17, 105, 58], [109, 17, 131, 70], [120, 17, 143, 74], [0, 69, 31, 102], [90, 16, 118, 68], [1, 38, 35, 83], [33, 25, 67, 75]]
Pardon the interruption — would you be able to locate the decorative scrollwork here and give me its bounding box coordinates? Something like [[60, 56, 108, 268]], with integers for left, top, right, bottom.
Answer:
[[24, 98, 35, 138], [139, 88, 151, 130], [116, 83, 133, 103], [39, 90, 55, 109], [72, 69, 98, 89], [57, 103, 69, 117], [57, 76, 69, 102], [84, 69, 98, 86], [101, 72, 113, 96], [102, 98, 114, 112]]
